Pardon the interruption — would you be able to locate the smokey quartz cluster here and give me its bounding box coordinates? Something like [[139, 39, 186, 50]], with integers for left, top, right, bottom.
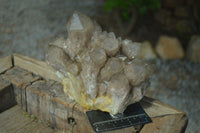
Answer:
[[46, 12, 154, 114]]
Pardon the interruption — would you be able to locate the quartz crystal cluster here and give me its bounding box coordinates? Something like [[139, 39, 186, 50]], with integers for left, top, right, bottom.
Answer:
[[46, 12, 154, 114]]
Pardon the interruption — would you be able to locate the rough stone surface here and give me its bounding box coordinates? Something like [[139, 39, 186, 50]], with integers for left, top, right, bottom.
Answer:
[[186, 35, 200, 62], [156, 36, 185, 59], [46, 12, 154, 114]]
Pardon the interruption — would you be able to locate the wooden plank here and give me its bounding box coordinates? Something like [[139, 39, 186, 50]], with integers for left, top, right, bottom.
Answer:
[[2, 67, 41, 111], [141, 96, 184, 118], [25, 80, 139, 133], [14, 53, 61, 82], [25, 80, 93, 133], [140, 113, 188, 133], [24, 80, 187, 133], [0, 54, 13, 74], [0, 105, 60, 133], [26, 80, 54, 128]]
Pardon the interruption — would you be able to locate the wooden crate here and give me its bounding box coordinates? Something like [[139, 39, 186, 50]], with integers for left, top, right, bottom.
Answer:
[[0, 54, 188, 133]]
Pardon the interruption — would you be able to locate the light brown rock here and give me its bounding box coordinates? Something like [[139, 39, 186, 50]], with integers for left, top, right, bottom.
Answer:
[[139, 41, 157, 60], [122, 40, 156, 60], [156, 36, 184, 59], [187, 35, 200, 62]]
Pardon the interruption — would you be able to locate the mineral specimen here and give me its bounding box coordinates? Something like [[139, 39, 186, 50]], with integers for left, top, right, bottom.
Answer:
[[46, 11, 154, 115]]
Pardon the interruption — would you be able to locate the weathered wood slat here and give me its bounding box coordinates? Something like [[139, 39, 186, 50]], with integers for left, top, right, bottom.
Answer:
[[25, 80, 93, 133], [0, 105, 60, 133], [14, 53, 61, 82], [140, 113, 188, 133], [2, 67, 41, 111], [0, 54, 13, 74], [25, 80, 188, 133], [141, 96, 184, 118]]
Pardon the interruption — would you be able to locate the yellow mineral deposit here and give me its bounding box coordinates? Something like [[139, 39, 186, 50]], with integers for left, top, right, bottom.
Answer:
[[46, 11, 154, 115]]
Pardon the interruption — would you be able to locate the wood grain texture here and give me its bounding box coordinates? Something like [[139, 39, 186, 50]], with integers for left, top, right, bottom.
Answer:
[[14, 53, 61, 82], [25, 80, 140, 133], [2, 67, 41, 111], [0, 105, 61, 133], [23, 78, 188, 133], [140, 113, 188, 133], [0, 54, 13, 74], [26, 80, 94, 133], [141, 96, 184, 118]]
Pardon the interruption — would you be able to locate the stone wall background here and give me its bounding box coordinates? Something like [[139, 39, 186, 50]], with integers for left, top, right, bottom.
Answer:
[[0, 0, 104, 60]]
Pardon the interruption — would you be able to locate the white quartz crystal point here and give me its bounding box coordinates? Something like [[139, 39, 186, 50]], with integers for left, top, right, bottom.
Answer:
[[124, 60, 154, 86], [122, 39, 141, 59], [101, 32, 121, 56], [100, 57, 124, 81], [46, 45, 68, 77], [90, 47, 107, 66], [107, 73, 130, 114], [48, 37, 66, 49], [89, 31, 121, 56], [65, 11, 95, 60], [93, 20, 102, 33], [79, 50, 101, 99], [80, 64, 99, 99], [46, 38, 80, 76], [131, 81, 149, 102]]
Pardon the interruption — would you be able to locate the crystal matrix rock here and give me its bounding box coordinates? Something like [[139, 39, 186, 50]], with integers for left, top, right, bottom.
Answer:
[[46, 11, 154, 115]]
